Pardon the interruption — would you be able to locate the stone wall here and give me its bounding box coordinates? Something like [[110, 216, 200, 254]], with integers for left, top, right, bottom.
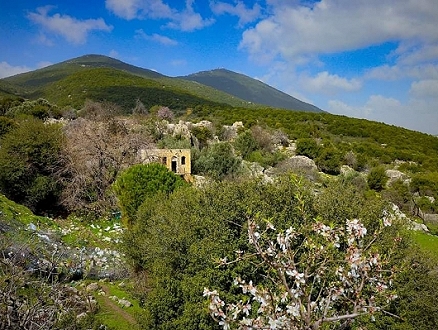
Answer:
[[139, 148, 191, 180]]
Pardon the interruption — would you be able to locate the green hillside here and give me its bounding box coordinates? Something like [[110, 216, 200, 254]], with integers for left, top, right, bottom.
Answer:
[[3, 54, 163, 89], [37, 67, 225, 110], [1, 54, 315, 111], [182, 68, 322, 112]]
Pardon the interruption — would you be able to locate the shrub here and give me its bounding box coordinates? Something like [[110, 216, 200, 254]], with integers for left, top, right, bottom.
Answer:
[[113, 163, 187, 226], [296, 138, 320, 159], [192, 142, 241, 180], [368, 166, 388, 191], [190, 125, 213, 150], [233, 129, 258, 159], [315, 147, 342, 175], [0, 117, 63, 213]]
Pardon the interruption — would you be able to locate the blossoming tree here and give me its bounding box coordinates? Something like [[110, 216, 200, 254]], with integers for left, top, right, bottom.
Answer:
[[204, 197, 399, 329]]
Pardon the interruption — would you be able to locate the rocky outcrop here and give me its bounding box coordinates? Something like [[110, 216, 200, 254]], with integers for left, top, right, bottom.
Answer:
[[385, 169, 407, 186], [276, 156, 318, 173]]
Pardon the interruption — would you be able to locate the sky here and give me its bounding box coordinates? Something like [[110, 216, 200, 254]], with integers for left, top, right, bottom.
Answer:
[[1, 0, 438, 135]]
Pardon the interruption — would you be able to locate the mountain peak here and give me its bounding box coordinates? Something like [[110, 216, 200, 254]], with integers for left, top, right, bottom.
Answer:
[[182, 69, 322, 112]]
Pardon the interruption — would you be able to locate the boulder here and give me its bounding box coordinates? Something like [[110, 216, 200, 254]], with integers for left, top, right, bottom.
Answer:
[[118, 299, 132, 308], [385, 169, 406, 186], [277, 156, 318, 173], [86, 282, 99, 292], [340, 165, 355, 176]]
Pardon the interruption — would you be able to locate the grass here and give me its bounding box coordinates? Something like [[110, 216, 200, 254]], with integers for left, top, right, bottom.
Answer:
[[56, 215, 123, 249], [0, 193, 50, 226], [93, 280, 143, 330], [411, 230, 438, 261]]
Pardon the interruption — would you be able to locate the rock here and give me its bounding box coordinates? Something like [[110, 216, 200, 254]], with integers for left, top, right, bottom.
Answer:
[[167, 120, 191, 139], [283, 144, 296, 156], [192, 120, 213, 129], [277, 156, 318, 173], [340, 165, 355, 176], [28, 223, 37, 231], [385, 169, 406, 186], [407, 220, 429, 232], [242, 160, 265, 178], [192, 175, 208, 188], [232, 121, 244, 129], [86, 282, 100, 292], [118, 299, 132, 308]]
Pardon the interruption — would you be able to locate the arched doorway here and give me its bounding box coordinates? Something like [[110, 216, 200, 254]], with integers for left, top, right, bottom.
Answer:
[[171, 156, 178, 173]]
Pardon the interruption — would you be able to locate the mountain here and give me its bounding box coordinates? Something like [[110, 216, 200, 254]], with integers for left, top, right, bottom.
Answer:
[[1, 54, 322, 112], [181, 69, 322, 112], [3, 54, 164, 89]]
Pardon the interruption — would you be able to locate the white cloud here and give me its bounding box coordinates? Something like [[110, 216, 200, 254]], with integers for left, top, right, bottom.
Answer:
[[37, 61, 52, 69], [210, 1, 262, 26], [409, 79, 438, 99], [34, 33, 54, 46], [109, 50, 120, 59], [0, 62, 32, 78], [366, 63, 438, 82], [105, 0, 173, 20], [106, 0, 214, 31], [240, 0, 438, 64], [300, 71, 362, 95], [135, 29, 178, 46], [28, 6, 113, 44], [167, 2, 215, 32]]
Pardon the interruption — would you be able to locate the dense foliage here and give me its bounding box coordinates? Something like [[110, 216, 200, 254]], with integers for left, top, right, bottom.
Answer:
[[0, 86, 438, 329], [113, 163, 187, 226], [0, 117, 64, 213], [121, 176, 429, 329]]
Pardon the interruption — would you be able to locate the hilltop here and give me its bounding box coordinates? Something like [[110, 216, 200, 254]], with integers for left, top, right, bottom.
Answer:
[[1, 54, 322, 112], [182, 68, 321, 112]]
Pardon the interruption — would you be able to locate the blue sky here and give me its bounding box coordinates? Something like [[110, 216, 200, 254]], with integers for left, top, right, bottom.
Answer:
[[1, 0, 438, 135]]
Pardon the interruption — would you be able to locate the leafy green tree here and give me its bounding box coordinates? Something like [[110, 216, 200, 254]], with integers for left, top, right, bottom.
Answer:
[[296, 138, 320, 159], [6, 98, 61, 119], [192, 142, 241, 180], [113, 163, 187, 226], [125, 177, 307, 329], [0, 96, 24, 115], [0, 116, 15, 137], [191, 125, 213, 150], [124, 176, 406, 329], [315, 147, 342, 175], [368, 166, 388, 191], [0, 117, 64, 213], [233, 129, 258, 159]]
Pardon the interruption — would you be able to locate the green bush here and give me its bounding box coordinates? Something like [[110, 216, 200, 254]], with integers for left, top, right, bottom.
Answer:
[[124, 176, 406, 329], [191, 126, 213, 150], [0, 117, 63, 213], [113, 163, 187, 226], [315, 147, 342, 175], [367, 166, 388, 191], [192, 142, 241, 180], [233, 129, 258, 159], [0, 116, 15, 137], [296, 138, 320, 159], [410, 172, 438, 198], [6, 98, 61, 119]]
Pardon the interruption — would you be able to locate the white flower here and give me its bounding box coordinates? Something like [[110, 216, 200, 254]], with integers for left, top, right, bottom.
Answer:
[[286, 303, 300, 317], [242, 303, 251, 315]]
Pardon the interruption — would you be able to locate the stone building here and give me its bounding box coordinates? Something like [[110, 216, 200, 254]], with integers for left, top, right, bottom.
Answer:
[[139, 148, 191, 181]]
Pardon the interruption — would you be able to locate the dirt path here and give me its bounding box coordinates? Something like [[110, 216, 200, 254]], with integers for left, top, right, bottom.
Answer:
[[99, 284, 137, 326]]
